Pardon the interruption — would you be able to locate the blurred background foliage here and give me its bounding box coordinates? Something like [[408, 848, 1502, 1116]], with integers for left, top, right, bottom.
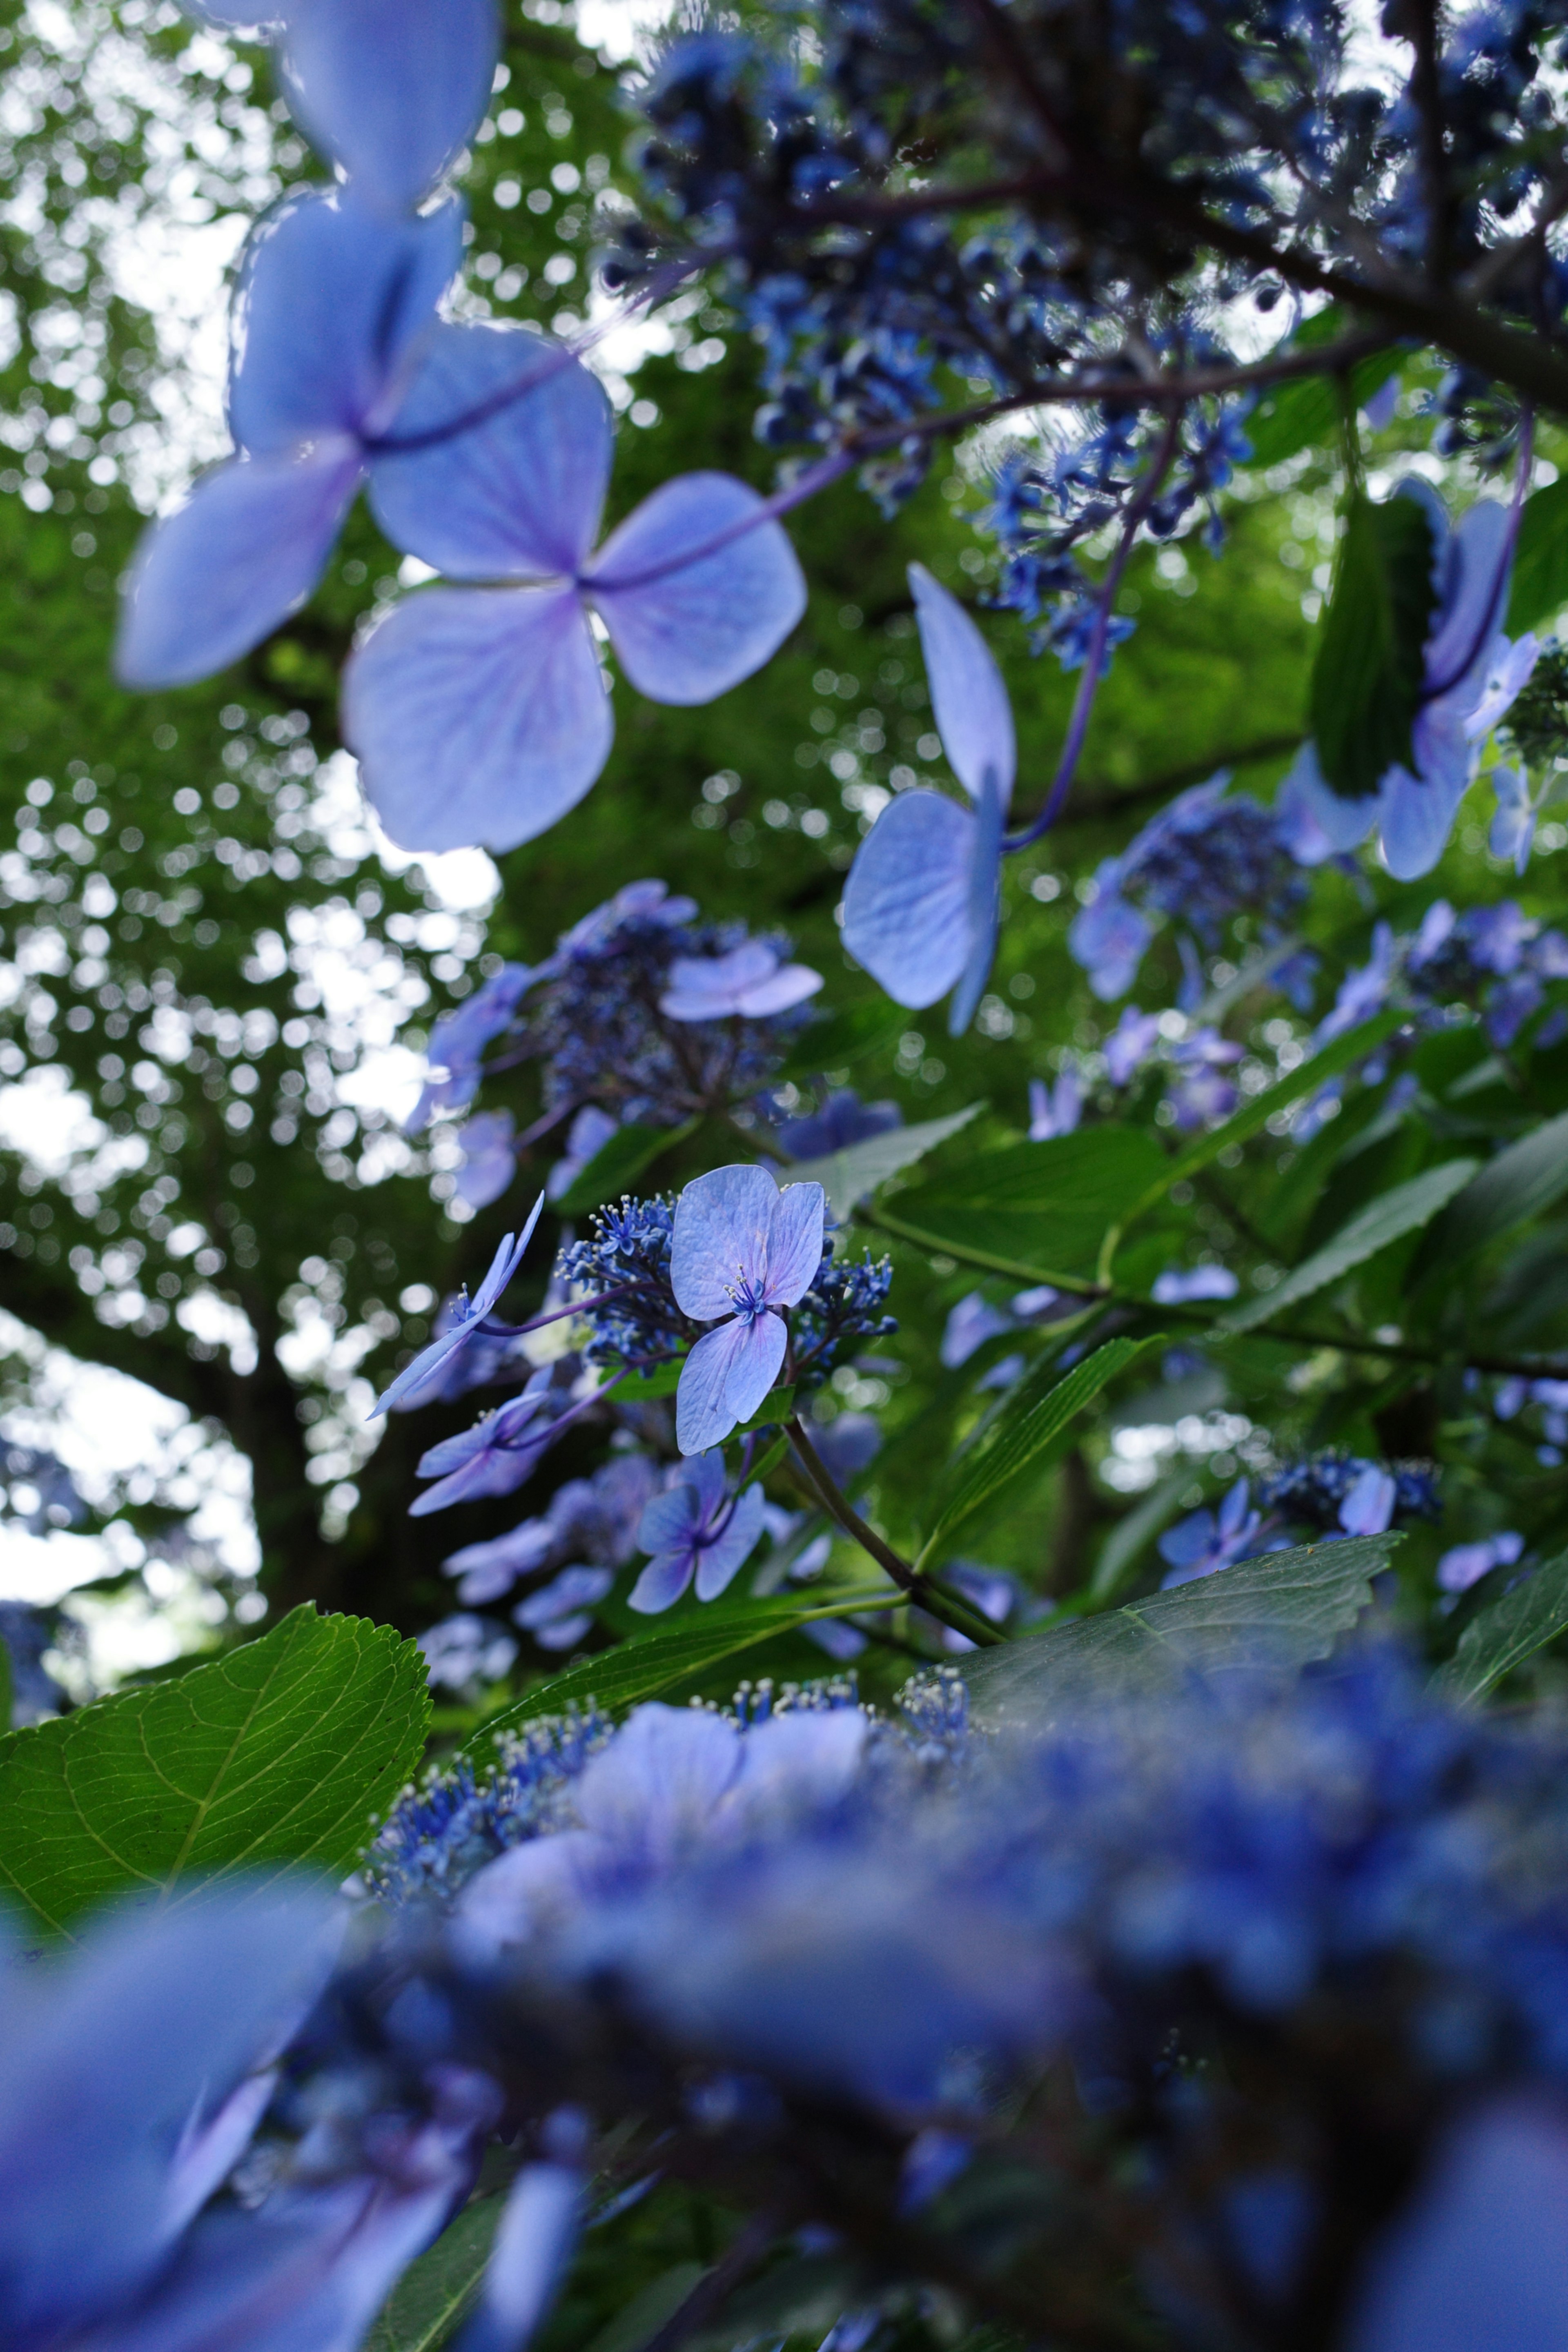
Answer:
[[1, 0, 1564, 1717]]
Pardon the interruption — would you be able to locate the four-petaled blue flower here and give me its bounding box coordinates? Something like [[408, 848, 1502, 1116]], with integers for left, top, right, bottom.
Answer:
[[514, 1564, 616, 1651], [454, 1111, 518, 1212], [342, 323, 806, 854], [410, 1374, 561, 1516], [660, 940, 822, 1023], [1158, 1477, 1266, 1588], [374, 1201, 543, 1417], [670, 1165, 826, 1454], [630, 1453, 767, 1612], [842, 563, 1013, 1035]]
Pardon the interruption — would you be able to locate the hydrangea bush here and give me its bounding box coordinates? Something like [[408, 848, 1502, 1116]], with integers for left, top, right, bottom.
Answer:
[[10, 3, 1568, 2350]]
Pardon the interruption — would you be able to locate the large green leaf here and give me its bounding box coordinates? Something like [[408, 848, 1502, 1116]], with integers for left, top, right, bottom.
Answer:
[[1218, 1158, 1477, 1335], [1434, 1549, 1568, 1704], [553, 1120, 698, 1218], [0, 1605, 430, 1938], [1412, 1111, 1568, 1274], [875, 1125, 1166, 1283], [463, 1588, 893, 1756], [1507, 476, 1568, 635], [365, 2195, 503, 2352], [1131, 1010, 1405, 1216], [919, 1337, 1156, 1563], [784, 1102, 981, 1221], [1243, 308, 1403, 469], [958, 1536, 1396, 1728], [1310, 492, 1438, 801]]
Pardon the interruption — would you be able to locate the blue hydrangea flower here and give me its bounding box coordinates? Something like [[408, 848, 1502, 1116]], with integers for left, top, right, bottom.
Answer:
[[1103, 1005, 1161, 1086], [1027, 1070, 1080, 1140], [343, 324, 806, 854], [1067, 869, 1153, 1001], [117, 188, 463, 689], [408, 964, 535, 1134], [454, 1112, 518, 1212], [773, 1090, 902, 1159], [187, 0, 497, 214], [1152, 1264, 1238, 1305], [842, 564, 1012, 1035], [630, 1453, 767, 1611], [670, 1166, 826, 1453], [373, 1203, 543, 1416], [1437, 1530, 1524, 1595], [1165, 1028, 1242, 1132], [419, 1612, 518, 1693], [1158, 1478, 1267, 1588], [410, 1379, 577, 1518], [660, 940, 822, 1023], [1489, 764, 1539, 873], [514, 1566, 615, 1652]]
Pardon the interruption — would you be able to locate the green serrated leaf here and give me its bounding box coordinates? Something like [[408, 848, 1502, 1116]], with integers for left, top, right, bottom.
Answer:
[[1218, 1158, 1477, 1336], [875, 1126, 1167, 1284], [784, 1103, 982, 1222], [0, 1604, 430, 1938], [364, 2194, 504, 2352], [1434, 1549, 1568, 1704], [958, 1536, 1397, 1727], [1310, 492, 1438, 802], [462, 1589, 892, 1756], [1413, 1111, 1568, 1274], [1506, 477, 1568, 635], [1131, 1009, 1405, 1217], [920, 1336, 1157, 1561], [553, 1120, 698, 1218]]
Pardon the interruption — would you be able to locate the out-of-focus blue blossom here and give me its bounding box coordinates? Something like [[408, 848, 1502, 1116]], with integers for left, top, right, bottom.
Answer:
[[1337, 1464, 1398, 1537], [374, 1205, 543, 1416], [460, 2120, 588, 2352], [842, 565, 1011, 1035], [411, 1370, 572, 1517], [774, 1090, 902, 1160], [0, 1440, 85, 1534], [1103, 1005, 1161, 1086], [1158, 1478, 1267, 1587], [1316, 920, 1398, 1047], [1406, 895, 1568, 1048], [670, 1166, 826, 1453], [1165, 1027, 1242, 1132], [1489, 763, 1540, 873], [1261, 1452, 1441, 1534], [631, 1452, 766, 1611], [344, 325, 806, 855], [408, 964, 535, 1135], [1438, 1530, 1525, 1595], [546, 1107, 620, 1205], [1468, 633, 1541, 744], [940, 1292, 1015, 1368], [419, 1612, 518, 1694], [930, 1563, 1022, 1654], [0, 1881, 341, 2352], [1152, 1263, 1239, 1305], [809, 1411, 883, 1486], [1069, 777, 1304, 1002], [1027, 1069, 1080, 1139], [454, 1112, 518, 1212], [444, 1455, 659, 1608], [514, 1567, 615, 1653], [660, 940, 822, 1023]]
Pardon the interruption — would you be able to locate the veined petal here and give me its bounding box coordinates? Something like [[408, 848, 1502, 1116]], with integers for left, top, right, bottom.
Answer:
[[573, 1705, 742, 1857], [764, 1182, 826, 1308], [627, 1547, 697, 1614], [587, 473, 805, 704], [280, 0, 498, 213], [1425, 498, 1512, 703], [694, 1481, 767, 1601], [636, 1483, 703, 1558], [671, 1164, 781, 1321], [370, 323, 612, 580], [841, 789, 976, 1010], [345, 584, 611, 855], [909, 562, 1015, 807], [948, 765, 1005, 1036], [116, 447, 361, 690], [230, 189, 462, 456], [675, 1314, 786, 1454]]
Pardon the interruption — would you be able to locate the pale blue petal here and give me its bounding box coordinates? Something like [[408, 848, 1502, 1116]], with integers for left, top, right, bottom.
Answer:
[[764, 1182, 826, 1308], [587, 473, 805, 704], [1275, 741, 1378, 860], [280, 0, 498, 212], [675, 1314, 786, 1454], [909, 562, 1015, 807], [370, 324, 612, 579], [670, 1164, 780, 1321], [841, 790, 976, 1010], [455, 1112, 517, 1211], [695, 1481, 767, 1601], [573, 1705, 741, 1853], [1345, 2104, 1568, 2352], [344, 584, 611, 854], [473, 1206, 543, 1317], [688, 1448, 728, 1522], [116, 447, 361, 690], [948, 765, 1004, 1036], [1376, 754, 1471, 881], [628, 1547, 696, 1613], [230, 190, 462, 456], [636, 1483, 703, 1557], [1425, 498, 1511, 700]]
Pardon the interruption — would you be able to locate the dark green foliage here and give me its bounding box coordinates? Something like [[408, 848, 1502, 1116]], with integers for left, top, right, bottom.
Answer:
[[1310, 492, 1438, 801]]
